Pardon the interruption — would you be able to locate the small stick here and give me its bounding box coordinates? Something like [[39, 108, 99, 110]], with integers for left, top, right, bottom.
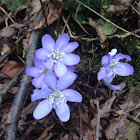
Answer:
[[127, 116, 140, 126], [95, 100, 100, 140], [79, 103, 82, 140], [0, 67, 24, 104], [0, 48, 11, 64]]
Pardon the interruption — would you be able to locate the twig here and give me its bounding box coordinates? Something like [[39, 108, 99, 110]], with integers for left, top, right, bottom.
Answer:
[[79, 103, 82, 140], [131, 5, 140, 16], [0, 48, 11, 64], [5, 14, 42, 140], [75, 0, 140, 38], [95, 100, 100, 140], [0, 71, 12, 79], [75, 3, 90, 35], [0, 7, 15, 24], [127, 116, 140, 126], [56, 0, 72, 37], [39, 0, 48, 29], [0, 67, 24, 104]]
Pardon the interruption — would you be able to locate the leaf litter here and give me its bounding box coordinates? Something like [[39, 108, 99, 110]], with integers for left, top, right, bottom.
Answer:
[[0, 0, 140, 139]]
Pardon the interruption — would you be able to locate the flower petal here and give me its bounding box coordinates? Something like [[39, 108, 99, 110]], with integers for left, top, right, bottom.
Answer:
[[55, 102, 70, 122], [97, 67, 107, 81], [42, 34, 55, 51], [34, 56, 45, 68], [33, 99, 53, 120], [114, 62, 134, 76], [60, 42, 79, 54], [62, 89, 82, 102], [67, 66, 75, 72], [32, 77, 43, 88], [31, 88, 52, 102], [101, 55, 109, 65], [54, 63, 67, 77], [44, 72, 57, 90], [35, 48, 50, 60], [107, 84, 122, 90], [114, 53, 131, 62], [108, 48, 117, 56], [63, 53, 80, 65], [55, 33, 70, 50], [57, 72, 77, 91], [44, 59, 54, 69], [26, 67, 41, 77], [102, 76, 113, 85]]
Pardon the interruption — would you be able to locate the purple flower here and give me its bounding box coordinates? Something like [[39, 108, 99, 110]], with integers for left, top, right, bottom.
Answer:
[[26, 56, 51, 88], [31, 72, 82, 122], [35, 33, 80, 77], [97, 48, 134, 90]]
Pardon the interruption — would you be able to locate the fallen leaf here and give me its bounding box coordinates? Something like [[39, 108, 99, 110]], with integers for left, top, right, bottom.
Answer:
[[30, 0, 46, 16], [1, 44, 11, 56], [105, 114, 129, 140], [108, 0, 133, 15], [9, 23, 25, 29], [100, 95, 116, 118], [46, 2, 61, 25], [0, 27, 15, 37], [0, 61, 23, 78]]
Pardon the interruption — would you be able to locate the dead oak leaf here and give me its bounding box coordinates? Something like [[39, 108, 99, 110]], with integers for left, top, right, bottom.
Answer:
[[0, 27, 15, 38], [46, 3, 61, 25], [0, 61, 23, 78]]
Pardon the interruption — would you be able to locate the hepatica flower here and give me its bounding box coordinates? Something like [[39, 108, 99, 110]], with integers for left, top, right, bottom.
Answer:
[[98, 48, 134, 90], [31, 72, 82, 122], [35, 33, 80, 77], [26, 56, 51, 89]]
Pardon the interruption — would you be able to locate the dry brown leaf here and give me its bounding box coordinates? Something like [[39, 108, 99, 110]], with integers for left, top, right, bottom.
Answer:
[[0, 27, 15, 37], [0, 84, 6, 89], [30, 0, 46, 16], [108, 0, 133, 15], [105, 114, 129, 140], [46, 2, 61, 25], [100, 95, 116, 118], [82, 106, 90, 124], [0, 61, 23, 78], [33, 17, 45, 30], [1, 44, 10, 56], [9, 23, 25, 29], [22, 39, 28, 58]]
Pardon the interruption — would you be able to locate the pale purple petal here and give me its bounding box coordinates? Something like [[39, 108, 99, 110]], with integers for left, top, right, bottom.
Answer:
[[63, 53, 80, 65], [31, 88, 52, 102], [67, 66, 75, 72], [114, 53, 131, 62], [114, 62, 134, 76], [62, 89, 82, 102], [41, 81, 48, 89], [42, 34, 55, 51], [32, 77, 43, 88], [55, 33, 70, 50], [44, 72, 57, 90], [35, 48, 50, 60], [108, 48, 117, 56], [34, 56, 45, 68], [44, 59, 54, 69], [101, 55, 109, 65], [60, 42, 78, 54], [55, 102, 70, 122], [107, 84, 122, 90], [106, 69, 114, 77], [54, 63, 67, 77], [57, 72, 77, 91], [97, 67, 107, 81], [33, 99, 53, 120], [102, 77, 113, 85], [26, 67, 41, 77]]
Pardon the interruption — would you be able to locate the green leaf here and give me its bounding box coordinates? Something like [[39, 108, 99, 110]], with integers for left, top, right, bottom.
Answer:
[[95, 19, 117, 35], [2, 0, 26, 11], [72, 12, 85, 24]]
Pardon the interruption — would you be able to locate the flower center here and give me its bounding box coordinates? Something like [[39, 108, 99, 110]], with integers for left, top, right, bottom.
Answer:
[[40, 68, 49, 76], [48, 49, 66, 64], [53, 92, 60, 98], [109, 59, 116, 68]]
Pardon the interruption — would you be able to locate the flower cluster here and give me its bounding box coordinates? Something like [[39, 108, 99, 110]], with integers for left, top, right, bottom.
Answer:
[[26, 33, 82, 122], [97, 48, 134, 90]]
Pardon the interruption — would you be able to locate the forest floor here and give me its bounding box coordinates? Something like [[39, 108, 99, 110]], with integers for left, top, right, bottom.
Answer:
[[0, 0, 140, 140]]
